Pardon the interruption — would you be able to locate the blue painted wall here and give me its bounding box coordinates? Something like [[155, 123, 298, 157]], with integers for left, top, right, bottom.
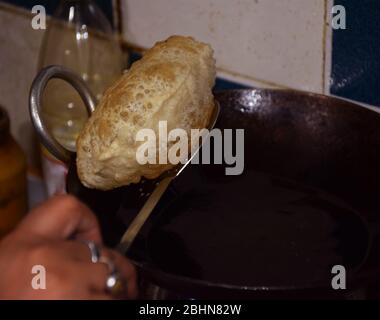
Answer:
[[331, 0, 380, 107]]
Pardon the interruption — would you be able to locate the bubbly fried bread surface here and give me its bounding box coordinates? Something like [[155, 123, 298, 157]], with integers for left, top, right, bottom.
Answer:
[[77, 36, 216, 190]]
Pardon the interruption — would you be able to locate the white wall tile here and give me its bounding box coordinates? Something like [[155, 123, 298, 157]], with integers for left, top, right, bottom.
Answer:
[[121, 0, 326, 93]]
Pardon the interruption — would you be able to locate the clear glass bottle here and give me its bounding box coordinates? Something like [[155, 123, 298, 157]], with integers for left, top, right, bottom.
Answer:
[[38, 0, 125, 195]]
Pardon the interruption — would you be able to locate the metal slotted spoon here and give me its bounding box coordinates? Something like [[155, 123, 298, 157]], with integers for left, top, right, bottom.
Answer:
[[29, 64, 220, 253]]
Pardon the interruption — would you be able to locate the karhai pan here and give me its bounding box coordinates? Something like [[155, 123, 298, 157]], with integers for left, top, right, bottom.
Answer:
[[30, 66, 380, 299]]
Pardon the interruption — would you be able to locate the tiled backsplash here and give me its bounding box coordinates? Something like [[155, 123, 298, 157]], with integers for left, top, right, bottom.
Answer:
[[122, 0, 329, 93], [0, 0, 379, 167]]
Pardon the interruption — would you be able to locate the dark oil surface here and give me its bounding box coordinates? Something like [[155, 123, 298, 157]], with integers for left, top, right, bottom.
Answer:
[[143, 164, 370, 288]]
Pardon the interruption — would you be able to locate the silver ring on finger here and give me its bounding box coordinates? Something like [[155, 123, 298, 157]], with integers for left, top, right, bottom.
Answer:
[[99, 256, 127, 297], [82, 240, 101, 263]]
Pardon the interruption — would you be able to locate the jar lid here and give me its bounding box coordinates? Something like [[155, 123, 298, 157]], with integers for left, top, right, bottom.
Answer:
[[0, 106, 10, 139]]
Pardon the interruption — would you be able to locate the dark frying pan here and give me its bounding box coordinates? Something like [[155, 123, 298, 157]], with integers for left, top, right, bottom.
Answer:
[[30, 66, 380, 299]]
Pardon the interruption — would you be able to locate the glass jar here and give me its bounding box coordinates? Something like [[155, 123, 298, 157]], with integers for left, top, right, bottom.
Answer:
[[38, 0, 125, 196], [0, 107, 27, 237]]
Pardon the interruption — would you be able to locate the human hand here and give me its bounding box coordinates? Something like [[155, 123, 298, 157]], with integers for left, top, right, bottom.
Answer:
[[0, 195, 137, 299]]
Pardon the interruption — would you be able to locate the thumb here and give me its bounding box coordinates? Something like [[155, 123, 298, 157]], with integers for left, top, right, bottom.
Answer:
[[18, 195, 102, 243]]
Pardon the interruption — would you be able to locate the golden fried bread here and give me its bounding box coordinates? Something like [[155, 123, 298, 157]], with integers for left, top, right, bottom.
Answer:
[[76, 36, 216, 190]]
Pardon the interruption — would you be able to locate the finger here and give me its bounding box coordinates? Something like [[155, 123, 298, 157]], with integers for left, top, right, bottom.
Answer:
[[74, 261, 109, 291], [18, 195, 102, 243], [58, 248, 138, 299], [63, 244, 129, 294], [102, 249, 138, 299], [54, 241, 100, 262], [73, 259, 132, 299], [55, 243, 127, 295]]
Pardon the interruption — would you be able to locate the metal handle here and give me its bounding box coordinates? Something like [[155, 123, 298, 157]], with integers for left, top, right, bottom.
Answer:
[[29, 65, 97, 164]]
